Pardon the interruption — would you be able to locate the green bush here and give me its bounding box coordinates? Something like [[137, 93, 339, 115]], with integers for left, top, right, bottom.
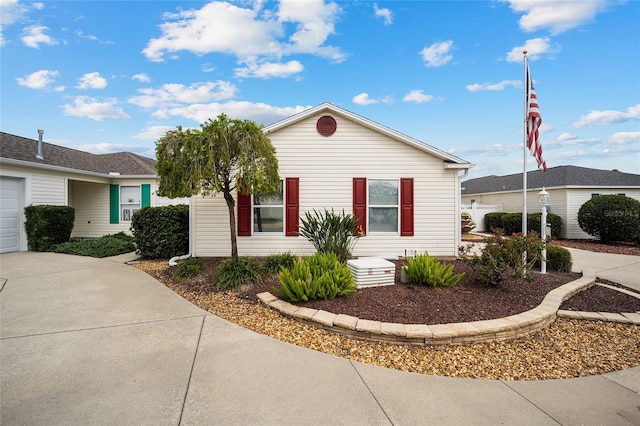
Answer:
[[578, 195, 640, 243], [274, 252, 356, 302], [527, 212, 562, 238], [500, 213, 523, 235], [544, 246, 572, 272], [262, 252, 296, 276], [174, 257, 205, 281], [216, 257, 261, 290], [298, 209, 362, 262], [404, 253, 465, 287], [131, 204, 189, 259], [51, 235, 134, 258], [24, 205, 75, 251], [484, 212, 507, 231], [459, 229, 544, 285]]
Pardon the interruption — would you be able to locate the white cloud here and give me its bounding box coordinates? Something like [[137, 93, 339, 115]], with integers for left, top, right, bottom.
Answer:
[[1, 0, 27, 25], [607, 131, 640, 145], [129, 81, 237, 109], [21, 25, 57, 48], [62, 96, 130, 121], [132, 73, 151, 83], [151, 100, 310, 127], [466, 80, 520, 92], [32, 2, 45, 10], [143, 1, 344, 65], [132, 125, 177, 141], [374, 3, 392, 25], [420, 40, 453, 67], [76, 72, 108, 90], [573, 104, 640, 127], [546, 133, 599, 147], [353, 92, 378, 105], [235, 60, 303, 78], [502, 0, 611, 35], [16, 69, 59, 89], [403, 90, 434, 103], [77, 142, 133, 154], [505, 37, 558, 62]]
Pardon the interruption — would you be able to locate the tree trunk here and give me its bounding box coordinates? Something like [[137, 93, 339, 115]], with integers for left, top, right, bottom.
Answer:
[[224, 190, 238, 260]]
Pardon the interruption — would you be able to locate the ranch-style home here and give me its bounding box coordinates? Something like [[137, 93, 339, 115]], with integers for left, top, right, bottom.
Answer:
[[461, 165, 640, 239], [0, 131, 185, 253], [190, 103, 472, 259]]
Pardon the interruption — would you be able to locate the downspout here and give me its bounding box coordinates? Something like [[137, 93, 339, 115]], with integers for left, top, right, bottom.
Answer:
[[169, 253, 191, 266], [168, 195, 194, 266], [456, 168, 470, 257]]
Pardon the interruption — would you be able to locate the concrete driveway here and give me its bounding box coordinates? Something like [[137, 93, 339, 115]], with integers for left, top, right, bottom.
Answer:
[[1, 251, 639, 425]]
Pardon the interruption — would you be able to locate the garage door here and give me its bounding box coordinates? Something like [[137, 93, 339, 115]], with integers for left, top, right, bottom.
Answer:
[[1, 177, 22, 253]]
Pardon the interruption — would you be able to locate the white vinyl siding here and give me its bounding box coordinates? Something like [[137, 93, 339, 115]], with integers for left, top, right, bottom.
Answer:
[[193, 112, 461, 258]]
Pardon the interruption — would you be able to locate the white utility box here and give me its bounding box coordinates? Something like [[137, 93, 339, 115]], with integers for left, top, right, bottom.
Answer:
[[347, 257, 396, 288]]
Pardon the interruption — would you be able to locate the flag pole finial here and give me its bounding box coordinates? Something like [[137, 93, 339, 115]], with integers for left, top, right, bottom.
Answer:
[[523, 50, 528, 56]]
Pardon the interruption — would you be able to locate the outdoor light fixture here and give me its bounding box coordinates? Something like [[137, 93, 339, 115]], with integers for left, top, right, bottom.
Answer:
[[538, 187, 550, 274]]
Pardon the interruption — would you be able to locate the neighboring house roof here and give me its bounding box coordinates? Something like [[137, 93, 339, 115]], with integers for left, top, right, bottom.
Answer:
[[0, 132, 157, 176], [264, 103, 472, 168], [462, 165, 640, 195]]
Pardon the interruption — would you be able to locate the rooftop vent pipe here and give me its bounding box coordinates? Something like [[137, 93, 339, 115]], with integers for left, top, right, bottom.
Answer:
[[36, 129, 44, 160]]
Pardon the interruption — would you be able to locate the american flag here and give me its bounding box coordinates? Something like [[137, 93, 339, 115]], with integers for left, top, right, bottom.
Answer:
[[526, 62, 547, 171]]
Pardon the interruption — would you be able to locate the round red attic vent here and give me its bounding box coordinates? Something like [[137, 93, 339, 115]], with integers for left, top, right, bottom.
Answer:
[[316, 115, 337, 137]]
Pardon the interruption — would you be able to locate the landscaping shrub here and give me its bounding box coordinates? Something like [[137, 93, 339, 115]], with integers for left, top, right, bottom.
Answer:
[[262, 252, 296, 276], [459, 229, 544, 285], [274, 252, 356, 302], [527, 212, 562, 238], [404, 253, 465, 287], [298, 209, 362, 262], [544, 246, 572, 272], [577, 195, 640, 243], [484, 212, 506, 232], [24, 205, 75, 251], [500, 213, 523, 235], [51, 235, 135, 258], [216, 257, 261, 290], [131, 204, 189, 259], [174, 257, 205, 282]]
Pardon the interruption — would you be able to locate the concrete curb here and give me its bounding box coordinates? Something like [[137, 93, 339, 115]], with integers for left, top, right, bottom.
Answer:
[[258, 274, 601, 346]]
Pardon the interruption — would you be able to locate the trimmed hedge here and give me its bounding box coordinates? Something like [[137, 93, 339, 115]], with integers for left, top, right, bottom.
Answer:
[[578, 195, 640, 243], [490, 212, 562, 237], [544, 245, 572, 272], [24, 205, 75, 251], [484, 212, 506, 231], [131, 204, 189, 259]]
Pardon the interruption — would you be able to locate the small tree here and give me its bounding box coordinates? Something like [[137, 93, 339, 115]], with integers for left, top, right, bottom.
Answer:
[[577, 195, 640, 243], [155, 114, 280, 259]]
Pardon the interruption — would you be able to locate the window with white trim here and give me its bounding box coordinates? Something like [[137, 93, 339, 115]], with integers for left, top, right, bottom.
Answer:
[[253, 185, 284, 233], [120, 186, 140, 222], [368, 179, 399, 232]]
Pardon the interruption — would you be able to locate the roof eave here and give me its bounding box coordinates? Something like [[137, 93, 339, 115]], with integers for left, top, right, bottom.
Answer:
[[0, 157, 157, 179]]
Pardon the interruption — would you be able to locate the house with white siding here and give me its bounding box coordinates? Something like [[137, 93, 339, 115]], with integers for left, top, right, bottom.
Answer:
[[461, 165, 640, 239], [190, 103, 472, 259], [0, 132, 183, 253]]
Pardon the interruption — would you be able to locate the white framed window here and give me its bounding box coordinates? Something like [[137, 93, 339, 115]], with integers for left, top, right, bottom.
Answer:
[[253, 185, 284, 233], [120, 186, 140, 222], [368, 179, 399, 233]]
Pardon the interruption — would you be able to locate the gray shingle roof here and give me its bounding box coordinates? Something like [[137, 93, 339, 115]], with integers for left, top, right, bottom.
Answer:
[[0, 132, 156, 176], [462, 165, 640, 195]]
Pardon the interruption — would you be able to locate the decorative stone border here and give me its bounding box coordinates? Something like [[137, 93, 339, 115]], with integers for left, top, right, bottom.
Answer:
[[257, 275, 605, 346]]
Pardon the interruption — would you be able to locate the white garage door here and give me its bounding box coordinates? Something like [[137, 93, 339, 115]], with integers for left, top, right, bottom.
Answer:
[[1, 177, 22, 253]]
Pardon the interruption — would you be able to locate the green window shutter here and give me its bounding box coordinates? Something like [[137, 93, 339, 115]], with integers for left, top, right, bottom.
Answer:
[[141, 184, 151, 208], [110, 184, 119, 224]]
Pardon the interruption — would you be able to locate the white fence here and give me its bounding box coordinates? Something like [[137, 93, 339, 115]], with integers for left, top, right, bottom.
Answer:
[[461, 202, 503, 232]]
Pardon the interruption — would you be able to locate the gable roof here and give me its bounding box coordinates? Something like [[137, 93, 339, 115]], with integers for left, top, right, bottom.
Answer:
[[462, 165, 640, 195], [0, 132, 157, 177], [263, 103, 472, 168]]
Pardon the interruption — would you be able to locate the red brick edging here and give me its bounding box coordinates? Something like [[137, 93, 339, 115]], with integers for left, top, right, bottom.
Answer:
[[257, 275, 599, 346]]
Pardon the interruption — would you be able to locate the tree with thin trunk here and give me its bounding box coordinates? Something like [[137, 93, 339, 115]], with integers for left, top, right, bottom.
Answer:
[[155, 114, 280, 259]]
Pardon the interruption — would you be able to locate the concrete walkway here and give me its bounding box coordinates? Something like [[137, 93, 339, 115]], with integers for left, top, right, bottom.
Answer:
[[1, 251, 639, 426]]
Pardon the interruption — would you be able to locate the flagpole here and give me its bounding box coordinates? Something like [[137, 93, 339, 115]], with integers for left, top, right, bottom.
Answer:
[[523, 51, 528, 238]]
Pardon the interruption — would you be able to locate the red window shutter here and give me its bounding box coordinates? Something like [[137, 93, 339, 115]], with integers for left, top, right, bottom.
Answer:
[[285, 178, 299, 236], [400, 178, 414, 236], [352, 177, 367, 235], [237, 189, 251, 236]]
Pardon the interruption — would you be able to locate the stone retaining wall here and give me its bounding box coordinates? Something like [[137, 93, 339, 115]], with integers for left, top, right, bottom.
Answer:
[[257, 275, 596, 346]]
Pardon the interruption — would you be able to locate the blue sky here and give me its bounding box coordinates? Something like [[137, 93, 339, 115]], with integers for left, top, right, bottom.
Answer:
[[1, 0, 638, 179]]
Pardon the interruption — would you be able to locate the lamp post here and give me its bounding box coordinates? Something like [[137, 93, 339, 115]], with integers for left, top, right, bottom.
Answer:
[[538, 187, 550, 274]]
